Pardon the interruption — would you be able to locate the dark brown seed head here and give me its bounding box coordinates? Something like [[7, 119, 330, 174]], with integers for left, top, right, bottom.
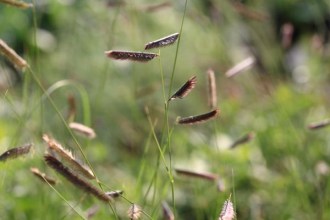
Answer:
[[0, 143, 32, 162], [30, 167, 57, 185], [175, 168, 217, 181], [169, 76, 197, 101], [145, 33, 179, 50], [44, 154, 111, 202], [230, 132, 255, 149], [105, 50, 158, 62], [177, 109, 220, 125], [308, 119, 330, 130]]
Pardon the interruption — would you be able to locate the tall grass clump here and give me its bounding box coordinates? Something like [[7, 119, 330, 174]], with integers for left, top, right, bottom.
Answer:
[[1, 0, 330, 219]]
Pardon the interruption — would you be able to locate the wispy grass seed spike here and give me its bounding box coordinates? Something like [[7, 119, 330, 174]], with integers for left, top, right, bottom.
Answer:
[[0, 39, 28, 70], [175, 168, 217, 181], [207, 68, 217, 109], [230, 132, 255, 149], [218, 194, 235, 220], [0, 0, 33, 9], [30, 167, 56, 185], [145, 33, 179, 50], [177, 109, 220, 125], [0, 143, 32, 162], [308, 119, 330, 130], [169, 76, 197, 101], [42, 134, 95, 179], [69, 122, 96, 139], [44, 154, 111, 202], [105, 50, 158, 62]]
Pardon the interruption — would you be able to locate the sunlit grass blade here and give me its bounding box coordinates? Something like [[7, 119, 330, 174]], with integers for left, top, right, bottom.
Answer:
[[0, 143, 32, 162], [0, 0, 32, 9], [69, 122, 96, 139], [206, 68, 217, 109], [0, 39, 28, 70], [44, 154, 111, 202], [105, 50, 158, 62], [218, 194, 235, 220], [43, 134, 95, 179], [30, 167, 57, 185], [225, 56, 255, 78], [175, 168, 217, 181], [177, 109, 220, 125], [145, 33, 179, 50], [168, 76, 197, 101], [230, 132, 255, 149]]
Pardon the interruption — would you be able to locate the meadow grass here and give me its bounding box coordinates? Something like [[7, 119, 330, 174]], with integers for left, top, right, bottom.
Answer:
[[1, 0, 330, 220]]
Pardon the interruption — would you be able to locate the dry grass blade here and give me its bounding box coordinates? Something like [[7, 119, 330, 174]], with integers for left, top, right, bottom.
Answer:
[[105, 50, 158, 62], [105, 190, 124, 198], [0, 0, 33, 9], [207, 68, 217, 109], [162, 201, 174, 220], [230, 132, 255, 149], [127, 204, 142, 220], [0, 39, 28, 70], [169, 76, 197, 101], [42, 134, 95, 179], [218, 195, 235, 220], [177, 109, 220, 125], [308, 119, 330, 130], [30, 167, 56, 185], [69, 122, 96, 139], [175, 168, 217, 181], [0, 143, 32, 162], [44, 154, 111, 202], [145, 33, 179, 50], [225, 56, 255, 78]]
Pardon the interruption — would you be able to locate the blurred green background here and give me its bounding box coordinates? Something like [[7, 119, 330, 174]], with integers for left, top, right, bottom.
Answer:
[[1, 0, 330, 219]]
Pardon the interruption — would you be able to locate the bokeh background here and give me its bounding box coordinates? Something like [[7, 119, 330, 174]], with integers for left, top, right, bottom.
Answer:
[[1, 0, 330, 219]]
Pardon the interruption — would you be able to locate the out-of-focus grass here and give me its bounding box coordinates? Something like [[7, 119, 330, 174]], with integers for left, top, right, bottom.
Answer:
[[1, 0, 330, 219]]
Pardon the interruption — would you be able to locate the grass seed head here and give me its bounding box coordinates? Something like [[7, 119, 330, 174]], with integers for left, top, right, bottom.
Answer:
[[0, 143, 32, 162], [0, 39, 28, 70], [177, 109, 220, 125], [42, 134, 95, 179], [169, 76, 197, 101], [218, 195, 235, 220], [69, 122, 96, 139], [0, 0, 33, 9], [127, 204, 142, 220], [30, 167, 56, 185], [206, 68, 217, 109], [145, 33, 179, 50], [44, 154, 111, 202], [162, 201, 174, 220], [105, 50, 158, 62]]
